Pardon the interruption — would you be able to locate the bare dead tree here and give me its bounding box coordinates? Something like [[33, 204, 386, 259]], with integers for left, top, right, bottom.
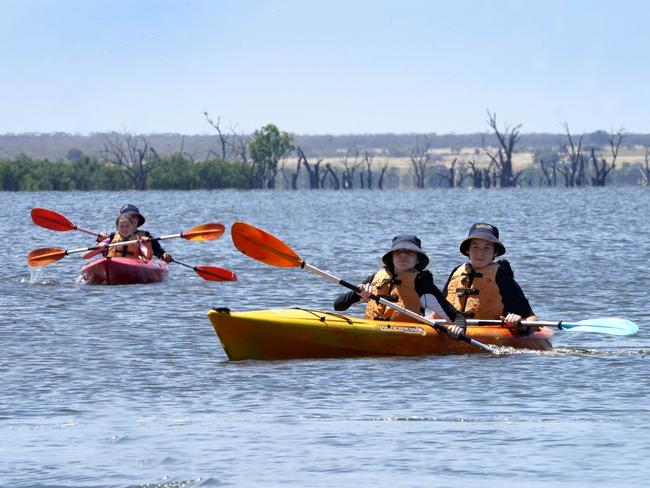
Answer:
[[203, 111, 250, 163], [203, 111, 229, 160], [558, 123, 587, 187], [177, 135, 198, 163], [590, 129, 625, 186], [438, 157, 466, 188], [467, 160, 484, 188], [285, 157, 301, 190], [296, 146, 322, 189], [363, 151, 374, 189], [377, 162, 389, 190], [101, 132, 158, 190], [484, 111, 522, 187], [537, 158, 558, 187], [322, 163, 340, 189], [483, 166, 497, 189], [410, 135, 432, 189], [640, 146, 650, 187], [340, 144, 363, 190]]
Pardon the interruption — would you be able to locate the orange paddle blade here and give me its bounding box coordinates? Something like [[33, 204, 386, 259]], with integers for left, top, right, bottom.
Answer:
[[231, 221, 303, 268], [31, 208, 76, 232], [27, 247, 67, 267], [181, 223, 226, 241], [195, 266, 238, 282], [82, 248, 105, 260]]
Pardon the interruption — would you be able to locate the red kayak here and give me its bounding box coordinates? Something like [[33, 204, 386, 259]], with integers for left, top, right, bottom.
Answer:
[[81, 257, 168, 285]]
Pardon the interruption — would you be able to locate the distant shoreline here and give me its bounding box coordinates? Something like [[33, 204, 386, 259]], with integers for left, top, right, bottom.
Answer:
[[3, 131, 650, 162]]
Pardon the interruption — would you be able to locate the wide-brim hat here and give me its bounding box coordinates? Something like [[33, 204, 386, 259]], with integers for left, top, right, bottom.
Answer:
[[382, 234, 430, 270], [459, 223, 506, 257], [119, 203, 145, 226]]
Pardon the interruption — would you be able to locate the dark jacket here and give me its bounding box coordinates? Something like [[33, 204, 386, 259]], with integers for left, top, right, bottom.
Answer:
[[334, 269, 462, 321]]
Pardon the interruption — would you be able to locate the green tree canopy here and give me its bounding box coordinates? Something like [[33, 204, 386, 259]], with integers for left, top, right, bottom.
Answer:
[[248, 124, 294, 189]]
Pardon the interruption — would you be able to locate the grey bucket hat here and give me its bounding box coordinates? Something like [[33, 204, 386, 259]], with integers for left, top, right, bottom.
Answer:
[[381, 234, 430, 270], [119, 204, 145, 227], [459, 223, 506, 257]]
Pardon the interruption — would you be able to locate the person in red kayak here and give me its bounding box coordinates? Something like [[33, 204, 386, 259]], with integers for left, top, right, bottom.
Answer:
[[98, 213, 152, 260], [97, 204, 173, 263], [334, 234, 467, 339], [443, 223, 537, 332]]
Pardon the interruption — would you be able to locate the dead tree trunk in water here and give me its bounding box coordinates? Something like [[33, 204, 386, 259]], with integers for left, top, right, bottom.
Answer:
[[290, 158, 301, 190], [322, 163, 340, 189], [590, 130, 625, 187], [484, 111, 522, 187], [296, 146, 321, 189], [468, 160, 483, 188], [439, 158, 465, 188], [558, 123, 586, 187], [640, 147, 650, 187], [410, 136, 431, 189], [537, 158, 558, 187], [377, 163, 389, 189], [340, 144, 362, 190], [363, 151, 374, 189]]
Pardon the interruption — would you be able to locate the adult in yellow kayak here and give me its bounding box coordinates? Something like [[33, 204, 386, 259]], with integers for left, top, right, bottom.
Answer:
[[97, 204, 173, 263], [443, 223, 537, 331], [334, 234, 467, 338]]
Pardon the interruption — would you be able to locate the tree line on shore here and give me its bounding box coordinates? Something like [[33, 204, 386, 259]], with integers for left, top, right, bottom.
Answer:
[[2, 113, 650, 191]]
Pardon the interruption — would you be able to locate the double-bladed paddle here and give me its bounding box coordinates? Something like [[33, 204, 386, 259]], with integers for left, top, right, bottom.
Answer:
[[27, 223, 226, 267], [467, 318, 638, 336], [31, 208, 99, 237], [170, 258, 237, 282], [230, 221, 498, 353]]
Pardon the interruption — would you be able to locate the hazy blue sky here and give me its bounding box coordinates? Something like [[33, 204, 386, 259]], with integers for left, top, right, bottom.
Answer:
[[2, 0, 648, 135]]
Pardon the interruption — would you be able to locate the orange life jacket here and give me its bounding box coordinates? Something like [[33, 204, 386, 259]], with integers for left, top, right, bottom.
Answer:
[[365, 268, 423, 322], [445, 262, 504, 319], [106, 231, 149, 260]]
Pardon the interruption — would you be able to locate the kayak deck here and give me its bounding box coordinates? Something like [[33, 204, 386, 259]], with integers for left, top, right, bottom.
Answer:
[[81, 257, 168, 285], [208, 308, 553, 360]]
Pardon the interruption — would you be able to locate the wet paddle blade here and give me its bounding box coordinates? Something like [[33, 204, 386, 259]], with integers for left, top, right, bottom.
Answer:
[[181, 223, 226, 241], [563, 318, 639, 336], [27, 247, 67, 267], [195, 266, 238, 282], [83, 238, 109, 259], [31, 208, 76, 232], [231, 221, 303, 268], [82, 248, 104, 260]]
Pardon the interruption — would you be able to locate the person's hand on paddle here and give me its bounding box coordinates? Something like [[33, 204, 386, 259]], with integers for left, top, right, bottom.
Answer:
[[96, 232, 109, 242], [356, 283, 373, 302], [161, 252, 173, 263], [446, 314, 467, 340], [501, 313, 523, 328], [501, 313, 533, 334]]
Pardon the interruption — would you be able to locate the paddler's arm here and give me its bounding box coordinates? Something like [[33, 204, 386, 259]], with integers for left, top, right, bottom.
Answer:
[[333, 274, 374, 311], [496, 262, 536, 331], [418, 271, 467, 339], [141, 230, 173, 263]]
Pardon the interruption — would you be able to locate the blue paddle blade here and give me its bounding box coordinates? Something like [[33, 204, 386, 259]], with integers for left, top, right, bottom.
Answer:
[[561, 317, 639, 336]]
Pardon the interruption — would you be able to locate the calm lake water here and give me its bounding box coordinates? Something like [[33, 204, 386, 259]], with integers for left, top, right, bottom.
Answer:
[[2, 188, 649, 487]]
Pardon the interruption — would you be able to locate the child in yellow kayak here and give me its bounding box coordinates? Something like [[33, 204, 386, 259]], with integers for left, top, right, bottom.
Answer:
[[97, 204, 173, 263], [443, 223, 537, 331], [334, 234, 467, 338], [98, 214, 152, 260]]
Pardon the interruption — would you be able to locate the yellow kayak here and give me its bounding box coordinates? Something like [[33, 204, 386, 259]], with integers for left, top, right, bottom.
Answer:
[[208, 308, 553, 360]]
